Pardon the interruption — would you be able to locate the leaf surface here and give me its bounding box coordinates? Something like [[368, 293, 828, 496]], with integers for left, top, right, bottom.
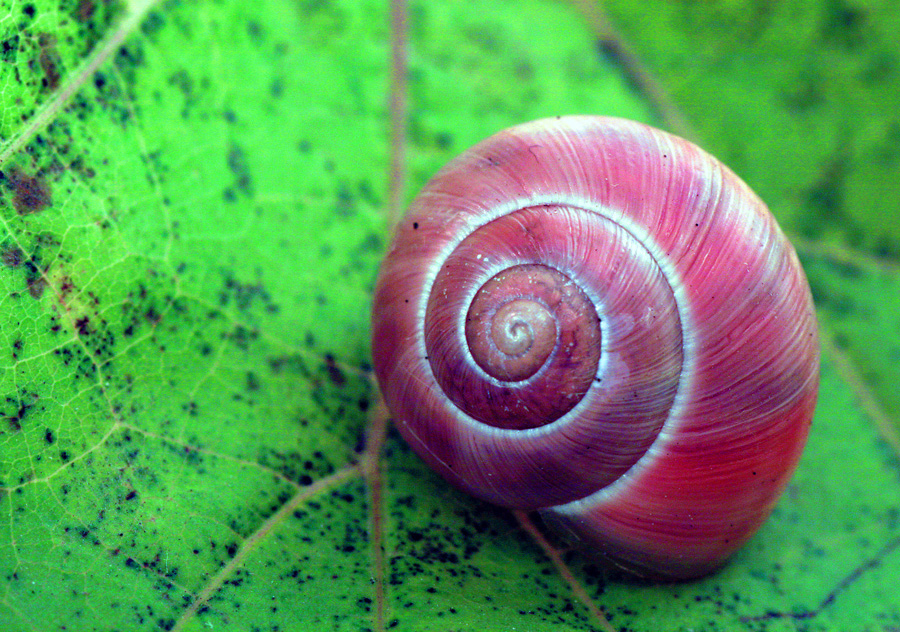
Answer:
[[1, 1, 898, 631]]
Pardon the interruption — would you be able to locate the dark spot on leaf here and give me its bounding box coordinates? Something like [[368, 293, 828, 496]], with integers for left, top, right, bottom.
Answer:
[[125, 490, 137, 501], [1, 37, 18, 62], [76, 0, 95, 22], [8, 170, 51, 215], [822, 0, 867, 49], [74, 317, 91, 336], [139, 12, 165, 36], [834, 332, 850, 349], [58, 276, 76, 301], [2, 247, 23, 268], [4, 391, 38, 432], [270, 78, 283, 98], [145, 306, 161, 326], [268, 354, 309, 375], [335, 181, 356, 217], [353, 430, 366, 454], [227, 324, 258, 350], [828, 259, 862, 279], [227, 144, 252, 195], [38, 33, 61, 90], [323, 354, 345, 386], [219, 269, 278, 313]]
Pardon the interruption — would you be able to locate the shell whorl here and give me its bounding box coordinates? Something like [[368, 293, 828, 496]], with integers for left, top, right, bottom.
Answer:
[[372, 116, 819, 579]]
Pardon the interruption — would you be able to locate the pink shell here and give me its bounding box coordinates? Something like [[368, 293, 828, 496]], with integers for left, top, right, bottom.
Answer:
[[371, 116, 819, 579]]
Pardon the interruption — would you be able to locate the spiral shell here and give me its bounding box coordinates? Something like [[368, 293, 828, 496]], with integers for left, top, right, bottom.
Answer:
[[372, 116, 819, 579]]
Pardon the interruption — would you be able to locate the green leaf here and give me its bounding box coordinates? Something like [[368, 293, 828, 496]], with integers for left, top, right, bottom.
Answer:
[[1, 1, 898, 631], [602, 0, 900, 257]]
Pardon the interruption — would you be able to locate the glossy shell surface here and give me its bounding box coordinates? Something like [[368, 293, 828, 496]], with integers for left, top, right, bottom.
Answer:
[[371, 116, 819, 579]]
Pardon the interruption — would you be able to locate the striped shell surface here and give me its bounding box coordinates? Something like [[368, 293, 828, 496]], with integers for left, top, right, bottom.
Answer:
[[371, 116, 819, 579]]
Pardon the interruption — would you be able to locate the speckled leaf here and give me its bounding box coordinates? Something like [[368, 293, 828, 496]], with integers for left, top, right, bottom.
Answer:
[[1, 0, 384, 630], [1, 1, 899, 632], [381, 351, 900, 631]]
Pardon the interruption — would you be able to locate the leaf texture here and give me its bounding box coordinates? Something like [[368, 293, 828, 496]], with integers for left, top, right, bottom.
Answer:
[[0, 1, 898, 631]]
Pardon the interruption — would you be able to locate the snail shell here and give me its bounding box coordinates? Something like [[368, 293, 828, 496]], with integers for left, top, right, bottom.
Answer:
[[371, 116, 819, 580]]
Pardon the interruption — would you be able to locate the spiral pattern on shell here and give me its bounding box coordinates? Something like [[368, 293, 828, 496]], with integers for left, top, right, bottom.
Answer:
[[372, 116, 819, 579]]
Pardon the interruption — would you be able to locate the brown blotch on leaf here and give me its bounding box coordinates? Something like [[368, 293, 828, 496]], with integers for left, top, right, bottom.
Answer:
[[77, 0, 95, 21], [2, 247, 23, 268], [324, 354, 345, 386], [38, 33, 61, 90], [9, 170, 51, 215], [27, 276, 47, 299], [58, 275, 75, 301]]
